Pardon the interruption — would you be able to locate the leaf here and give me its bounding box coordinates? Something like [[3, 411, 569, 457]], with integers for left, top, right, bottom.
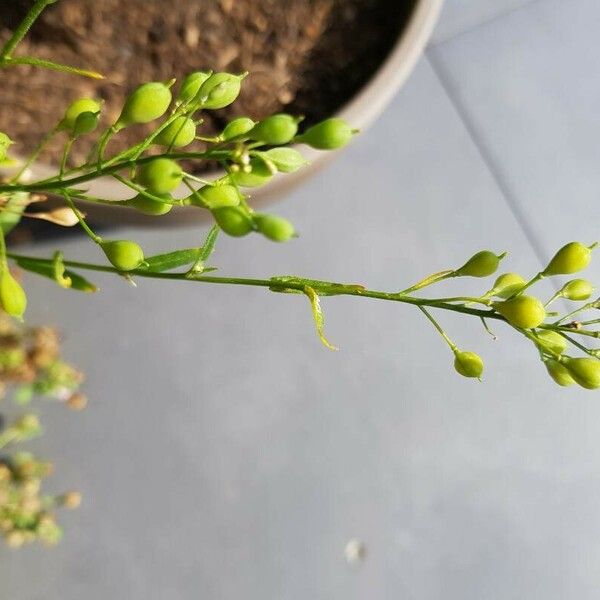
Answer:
[[15, 258, 97, 293], [141, 248, 202, 273], [52, 251, 71, 289], [303, 285, 338, 351], [200, 225, 220, 261]]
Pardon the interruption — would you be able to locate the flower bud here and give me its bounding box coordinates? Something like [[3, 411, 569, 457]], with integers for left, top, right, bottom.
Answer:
[[543, 242, 594, 275], [154, 116, 196, 148], [535, 330, 567, 355], [230, 157, 274, 188], [560, 278, 594, 301], [220, 117, 255, 141], [191, 184, 240, 209], [562, 357, 600, 390], [0, 132, 13, 162], [101, 240, 144, 271], [297, 118, 355, 149], [195, 72, 243, 109], [250, 114, 299, 145], [126, 193, 173, 216], [0, 270, 27, 320], [59, 98, 101, 133], [493, 295, 546, 329], [455, 250, 506, 278], [545, 359, 575, 387], [177, 71, 211, 104], [263, 148, 307, 173], [137, 158, 183, 194], [253, 214, 296, 242], [490, 272, 526, 298], [453, 350, 484, 379], [117, 82, 172, 127], [72, 111, 100, 137], [212, 207, 253, 237]]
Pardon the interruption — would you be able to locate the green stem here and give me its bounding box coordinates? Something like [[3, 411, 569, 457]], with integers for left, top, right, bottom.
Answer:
[[0, 56, 103, 79], [11, 124, 60, 183], [418, 306, 458, 352], [0, 0, 54, 59], [61, 193, 102, 244]]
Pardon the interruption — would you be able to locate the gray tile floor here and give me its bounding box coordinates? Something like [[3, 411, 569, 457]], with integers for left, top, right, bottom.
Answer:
[[2, 1, 600, 598]]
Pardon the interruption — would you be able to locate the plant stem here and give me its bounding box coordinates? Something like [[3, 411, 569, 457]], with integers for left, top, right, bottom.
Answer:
[[418, 306, 458, 352], [0, 0, 54, 59], [0, 56, 103, 79]]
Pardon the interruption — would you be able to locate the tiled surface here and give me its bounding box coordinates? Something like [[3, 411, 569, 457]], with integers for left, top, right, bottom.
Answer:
[[3, 1, 600, 598]]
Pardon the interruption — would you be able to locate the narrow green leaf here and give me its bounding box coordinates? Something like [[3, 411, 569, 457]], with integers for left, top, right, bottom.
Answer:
[[303, 285, 338, 351], [15, 257, 97, 292], [200, 225, 220, 261], [141, 248, 202, 273]]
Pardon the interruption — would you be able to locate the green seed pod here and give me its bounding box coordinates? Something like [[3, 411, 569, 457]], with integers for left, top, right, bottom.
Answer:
[[263, 148, 307, 173], [154, 116, 196, 148], [535, 330, 567, 355], [543, 242, 594, 275], [493, 295, 546, 329], [250, 114, 299, 145], [0, 270, 27, 320], [59, 98, 101, 133], [560, 278, 594, 301], [177, 71, 211, 104], [72, 111, 100, 138], [455, 250, 505, 278], [126, 193, 173, 216], [101, 240, 145, 271], [220, 117, 255, 141], [545, 359, 575, 387], [117, 82, 172, 127], [137, 158, 183, 194], [253, 213, 296, 243], [561, 357, 600, 390], [195, 72, 243, 109], [453, 351, 484, 379], [230, 157, 274, 188], [297, 118, 355, 150], [490, 272, 527, 298], [191, 184, 240, 209], [212, 207, 253, 237]]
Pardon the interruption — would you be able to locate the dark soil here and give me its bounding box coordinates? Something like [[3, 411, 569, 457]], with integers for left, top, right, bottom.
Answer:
[[0, 0, 415, 169]]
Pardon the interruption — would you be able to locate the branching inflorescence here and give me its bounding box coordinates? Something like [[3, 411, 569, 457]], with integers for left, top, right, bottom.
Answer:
[[0, 0, 599, 547]]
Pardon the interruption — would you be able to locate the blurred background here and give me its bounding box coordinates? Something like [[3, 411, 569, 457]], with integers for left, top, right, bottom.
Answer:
[[2, 0, 600, 598]]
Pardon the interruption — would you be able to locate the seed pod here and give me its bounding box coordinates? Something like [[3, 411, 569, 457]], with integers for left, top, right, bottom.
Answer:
[[72, 111, 99, 137], [195, 72, 243, 109], [230, 157, 274, 188], [535, 330, 567, 355], [263, 148, 307, 173], [562, 357, 600, 390], [177, 71, 211, 104], [250, 114, 299, 145], [0, 132, 14, 162], [297, 118, 355, 150], [490, 272, 526, 298], [543, 242, 594, 275], [59, 98, 101, 133], [560, 278, 594, 301], [545, 359, 575, 387], [126, 193, 173, 216], [154, 116, 196, 148], [220, 117, 255, 141], [212, 207, 253, 237], [191, 185, 240, 209], [0, 270, 27, 320], [253, 213, 296, 242], [453, 351, 484, 379], [101, 240, 144, 271], [137, 158, 183, 194], [117, 82, 172, 127], [493, 295, 546, 329], [455, 250, 505, 278]]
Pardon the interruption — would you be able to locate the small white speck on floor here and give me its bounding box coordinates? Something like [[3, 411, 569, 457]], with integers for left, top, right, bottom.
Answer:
[[344, 538, 367, 566]]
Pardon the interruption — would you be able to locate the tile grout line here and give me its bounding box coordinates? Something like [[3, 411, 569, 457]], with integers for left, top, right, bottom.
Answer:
[[429, 0, 544, 48], [425, 50, 550, 269]]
